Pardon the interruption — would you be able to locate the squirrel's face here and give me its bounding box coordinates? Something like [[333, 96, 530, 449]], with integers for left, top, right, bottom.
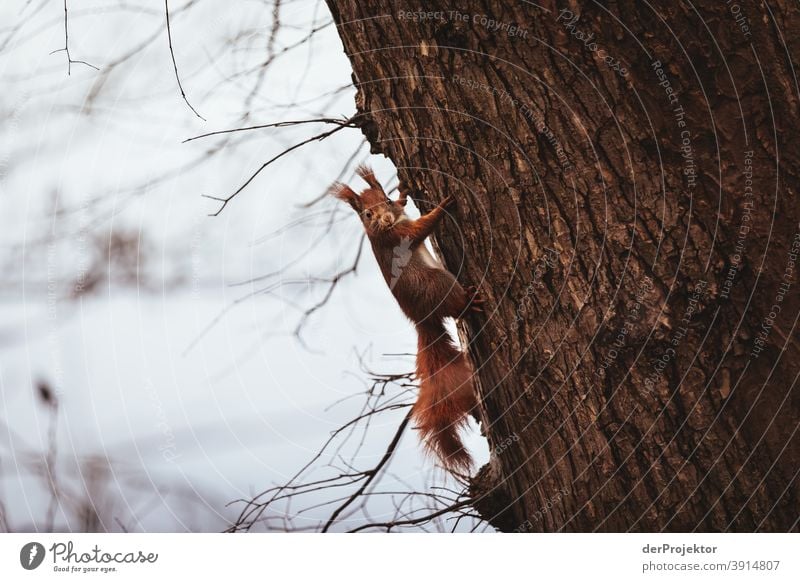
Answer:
[[329, 166, 408, 235], [358, 189, 406, 234]]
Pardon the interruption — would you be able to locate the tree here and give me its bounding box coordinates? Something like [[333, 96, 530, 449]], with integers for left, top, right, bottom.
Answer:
[[323, 0, 800, 532]]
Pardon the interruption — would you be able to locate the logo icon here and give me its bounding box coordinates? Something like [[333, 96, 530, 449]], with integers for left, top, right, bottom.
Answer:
[[389, 236, 413, 290], [20, 542, 46, 570]]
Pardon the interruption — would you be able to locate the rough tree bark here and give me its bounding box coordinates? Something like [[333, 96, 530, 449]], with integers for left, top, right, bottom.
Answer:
[[324, 0, 799, 531]]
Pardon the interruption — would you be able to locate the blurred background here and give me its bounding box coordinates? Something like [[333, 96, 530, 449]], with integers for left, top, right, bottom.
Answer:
[[0, 0, 488, 532]]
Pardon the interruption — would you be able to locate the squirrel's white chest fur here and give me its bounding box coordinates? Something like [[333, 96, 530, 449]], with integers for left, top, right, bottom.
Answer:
[[416, 243, 443, 269], [394, 213, 444, 270]]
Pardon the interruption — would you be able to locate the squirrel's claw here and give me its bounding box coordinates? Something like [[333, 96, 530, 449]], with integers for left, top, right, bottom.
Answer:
[[465, 286, 485, 313]]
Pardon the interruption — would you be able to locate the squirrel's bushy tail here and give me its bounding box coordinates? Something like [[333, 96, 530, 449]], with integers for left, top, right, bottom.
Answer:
[[412, 319, 476, 472]]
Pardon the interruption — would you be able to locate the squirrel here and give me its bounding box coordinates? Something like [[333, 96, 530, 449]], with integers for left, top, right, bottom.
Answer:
[[330, 165, 483, 471]]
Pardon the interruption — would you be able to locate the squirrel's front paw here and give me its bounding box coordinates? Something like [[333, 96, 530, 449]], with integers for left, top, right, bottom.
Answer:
[[441, 194, 457, 210]]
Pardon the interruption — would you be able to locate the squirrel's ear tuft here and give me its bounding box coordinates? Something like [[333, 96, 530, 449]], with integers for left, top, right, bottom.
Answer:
[[355, 164, 382, 190], [329, 182, 362, 212], [396, 186, 408, 207]]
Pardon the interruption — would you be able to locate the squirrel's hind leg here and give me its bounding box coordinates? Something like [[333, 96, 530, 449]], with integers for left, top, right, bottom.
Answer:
[[440, 277, 472, 319]]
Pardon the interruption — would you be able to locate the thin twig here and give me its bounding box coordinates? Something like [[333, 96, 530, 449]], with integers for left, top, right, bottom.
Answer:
[[224, 363, 485, 533], [182, 117, 357, 144], [321, 411, 412, 532], [299, 140, 368, 208], [346, 500, 472, 533], [50, 0, 99, 75], [201, 117, 359, 216], [293, 234, 366, 339], [165, 0, 205, 120]]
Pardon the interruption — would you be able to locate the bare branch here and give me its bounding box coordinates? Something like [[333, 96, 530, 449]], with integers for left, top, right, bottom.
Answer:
[[200, 116, 361, 216], [182, 117, 357, 144], [293, 233, 366, 340], [50, 0, 99, 75], [165, 0, 205, 120], [222, 359, 486, 533], [346, 500, 472, 533], [299, 139, 368, 208], [320, 411, 411, 532]]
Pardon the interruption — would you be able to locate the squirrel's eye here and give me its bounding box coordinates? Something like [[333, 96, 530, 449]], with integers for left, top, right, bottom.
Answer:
[[364, 210, 373, 219]]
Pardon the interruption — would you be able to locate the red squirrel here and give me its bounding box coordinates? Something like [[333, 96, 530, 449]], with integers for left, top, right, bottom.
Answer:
[[330, 165, 482, 471]]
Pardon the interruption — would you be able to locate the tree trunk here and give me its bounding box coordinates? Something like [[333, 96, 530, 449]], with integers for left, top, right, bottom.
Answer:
[[325, 0, 800, 532]]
